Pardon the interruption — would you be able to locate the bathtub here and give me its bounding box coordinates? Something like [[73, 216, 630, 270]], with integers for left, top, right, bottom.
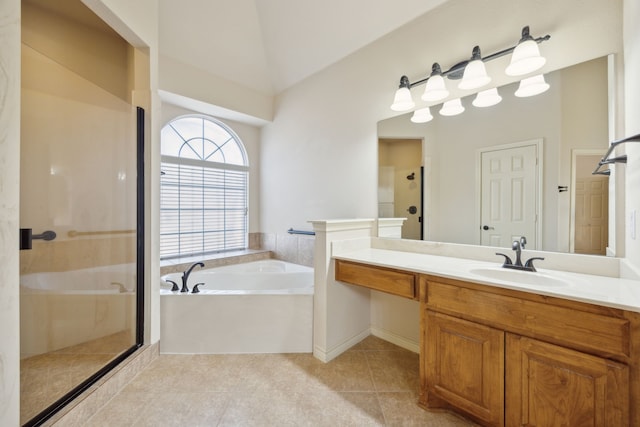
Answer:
[[160, 260, 314, 354], [20, 264, 136, 357]]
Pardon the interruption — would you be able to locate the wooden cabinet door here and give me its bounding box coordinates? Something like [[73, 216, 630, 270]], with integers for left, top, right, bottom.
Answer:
[[424, 311, 504, 426], [506, 334, 629, 427]]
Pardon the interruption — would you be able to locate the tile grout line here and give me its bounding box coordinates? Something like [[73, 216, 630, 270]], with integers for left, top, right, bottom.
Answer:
[[362, 349, 391, 426]]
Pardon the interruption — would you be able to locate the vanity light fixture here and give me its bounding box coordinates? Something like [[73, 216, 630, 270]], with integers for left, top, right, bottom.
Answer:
[[391, 25, 550, 121]]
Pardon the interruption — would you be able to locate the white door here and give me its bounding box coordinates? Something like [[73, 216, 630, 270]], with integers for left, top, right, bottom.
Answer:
[[480, 144, 539, 249], [574, 176, 608, 255]]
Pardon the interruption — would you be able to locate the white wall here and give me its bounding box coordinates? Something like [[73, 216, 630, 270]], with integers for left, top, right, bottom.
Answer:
[[259, 0, 622, 237], [623, 0, 640, 274], [0, 0, 157, 424], [0, 1, 21, 424], [159, 56, 273, 125]]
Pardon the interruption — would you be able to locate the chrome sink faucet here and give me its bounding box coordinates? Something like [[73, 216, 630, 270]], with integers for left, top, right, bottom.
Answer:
[[496, 237, 544, 272], [512, 240, 524, 267], [181, 262, 204, 293]]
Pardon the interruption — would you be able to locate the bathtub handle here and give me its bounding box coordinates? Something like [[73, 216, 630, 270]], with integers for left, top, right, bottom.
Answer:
[[166, 280, 179, 292], [192, 283, 205, 294]]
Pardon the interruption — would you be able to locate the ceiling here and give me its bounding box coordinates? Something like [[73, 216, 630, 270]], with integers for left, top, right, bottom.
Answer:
[[158, 0, 449, 96]]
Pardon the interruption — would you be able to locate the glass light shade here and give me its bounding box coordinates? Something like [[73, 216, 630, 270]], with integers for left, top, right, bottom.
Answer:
[[515, 74, 550, 97], [472, 88, 502, 108], [410, 107, 433, 123], [390, 87, 415, 111], [459, 60, 491, 90], [506, 39, 546, 76], [440, 98, 465, 116], [421, 74, 449, 102]]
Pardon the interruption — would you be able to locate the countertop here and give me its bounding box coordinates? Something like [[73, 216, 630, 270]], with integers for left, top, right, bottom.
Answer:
[[334, 247, 640, 313]]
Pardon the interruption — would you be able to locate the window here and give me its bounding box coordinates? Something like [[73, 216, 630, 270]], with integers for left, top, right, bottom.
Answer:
[[160, 116, 248, 259]]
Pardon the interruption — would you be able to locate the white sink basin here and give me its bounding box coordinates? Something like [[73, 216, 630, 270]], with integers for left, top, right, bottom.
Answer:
[[468, 267, 570, 287]]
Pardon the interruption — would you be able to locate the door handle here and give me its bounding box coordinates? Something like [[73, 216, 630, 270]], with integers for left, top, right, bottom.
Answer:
[[482, 225, 495, 231], [407, 206, 417, 215], [20, 228, 57, 250]]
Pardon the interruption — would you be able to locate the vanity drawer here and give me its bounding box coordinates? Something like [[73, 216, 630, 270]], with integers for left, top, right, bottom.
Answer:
[[336, 260, 416, 299], [425, 279, 630, 359]]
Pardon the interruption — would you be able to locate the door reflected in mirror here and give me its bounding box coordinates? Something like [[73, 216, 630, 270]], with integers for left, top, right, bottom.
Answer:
[[378, 138, 423, 240]]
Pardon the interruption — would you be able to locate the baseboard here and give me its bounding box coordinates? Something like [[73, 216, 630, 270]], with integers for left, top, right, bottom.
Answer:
[[371, 327, 419, 353], [313, 328, 370, 362]]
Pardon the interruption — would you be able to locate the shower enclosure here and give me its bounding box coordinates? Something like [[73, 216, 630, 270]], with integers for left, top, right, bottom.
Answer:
[[19, 1, 144, 425]]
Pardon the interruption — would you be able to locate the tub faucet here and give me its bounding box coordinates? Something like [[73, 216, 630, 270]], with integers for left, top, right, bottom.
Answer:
[[166, 279, 179, 292], [181, 262, 204, 293]]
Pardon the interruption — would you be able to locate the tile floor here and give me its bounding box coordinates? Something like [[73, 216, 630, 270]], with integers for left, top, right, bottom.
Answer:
[[85, 336, 476, 426], [21, 331, 134, 424]]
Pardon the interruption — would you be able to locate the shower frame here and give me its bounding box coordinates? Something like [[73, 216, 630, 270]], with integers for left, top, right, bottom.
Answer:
[[24, 108, 146, 427]]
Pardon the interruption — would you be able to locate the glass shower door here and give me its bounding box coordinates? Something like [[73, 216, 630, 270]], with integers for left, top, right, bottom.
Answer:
[[19, 42, 139, 425]]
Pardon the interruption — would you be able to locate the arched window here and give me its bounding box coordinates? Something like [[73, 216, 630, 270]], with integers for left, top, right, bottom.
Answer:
[[160, 116, 248, 259]]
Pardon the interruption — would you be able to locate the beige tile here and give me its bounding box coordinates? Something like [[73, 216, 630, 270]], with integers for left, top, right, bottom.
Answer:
[[84, 391, 149, 426], [274, 233, 299, 263], [131, 392, 209, 427], [366, 350, 420, 392], [297, 235, 315, 267], [297, 391, 386, 426], [232, 353, 329, 393], [304, 350, 375, 391], [123, 357, 189, 393], [218, 391, 300, 427], [259, 233, 276, 251], [181, 392, 231, 427], [350, 335, 405, 352], [53, 336, 484, 426], [377, 392, 477, 427]]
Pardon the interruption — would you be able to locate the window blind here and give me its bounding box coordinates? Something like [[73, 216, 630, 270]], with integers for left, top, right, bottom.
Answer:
[[160, 161, 247, 259]]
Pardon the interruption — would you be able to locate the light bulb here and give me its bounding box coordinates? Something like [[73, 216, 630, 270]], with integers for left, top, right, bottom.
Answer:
[[440, 99, 465, 116], [515, 74, 550, 97], [411, 107, 433, 123], [473, 88, 502, 107]]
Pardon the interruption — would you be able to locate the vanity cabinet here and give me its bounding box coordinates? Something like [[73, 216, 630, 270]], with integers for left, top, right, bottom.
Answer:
[[423, 311, 504, 426], [419, 275, 637, 426], [506, 334, 628, 426], [335, 259, 417, 299]]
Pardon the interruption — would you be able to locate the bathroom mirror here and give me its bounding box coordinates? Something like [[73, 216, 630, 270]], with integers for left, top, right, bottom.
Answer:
[[378, 56, 612, 255]]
